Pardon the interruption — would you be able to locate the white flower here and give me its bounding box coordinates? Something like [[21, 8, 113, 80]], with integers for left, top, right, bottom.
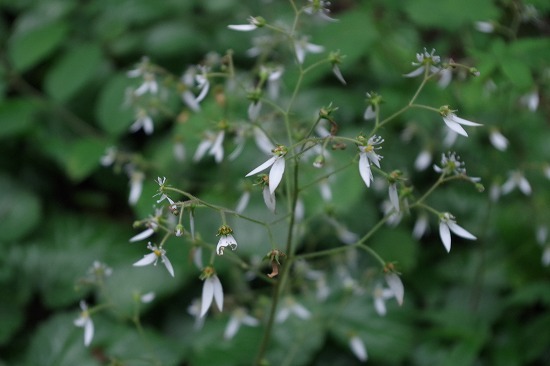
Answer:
[[294, 36, 324, 64], [358, 135, 384, 188], [130, 225, 156, 242], [403, 48, 441, 78], [253, 127, 275, 154], [187, 298, 205, 330], [433, 151, 467, 176], [385, 273, 404, 306], [88, 261, 113, 279], [439, 213, 476, 252], [74, 301, 94, 347], [319, 179, 332, 202], [388, 183, 399, 212], [263, 186, 276, 212], [440, 106, 482, 137], [193, 130, 225, 163], [437, 67, 453, 88], [475, 21, 495, 33], [327, 217, 359, 244], [140, 292, 156, 303], [276, 297, 311, 323], [235, 190, 251, 214], [264, 66, 284, 100], [501, 170, 531, 196], [133, 72, 158, 96], [100, 146, 117, 166], [130, 109, 154, 135], [133, 242, 175, 277], [248, 101, 262, 121], [216, 234, 238, 255], [363, 105, 376, 120], [200, 273, 224, 317], [349, 335, 368, 362], [181, 66, 210, 111], [224, 308, 259, 340], [489, 129, 509, 151], [304, 0, 337, 22], [415, 149, 432, 171], [246, 146, 287, 194], [227, 16, 264, 31]]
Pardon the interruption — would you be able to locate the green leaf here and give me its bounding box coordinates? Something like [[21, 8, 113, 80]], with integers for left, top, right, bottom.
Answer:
[[0, 175, 42, 242], [65, 137, 109, 181], [0, 98, 37, 138], [500, 59, 533, 89], [8, 21, 69, 72], [44, 44, 104, 102], [95, 74, 135, 136]]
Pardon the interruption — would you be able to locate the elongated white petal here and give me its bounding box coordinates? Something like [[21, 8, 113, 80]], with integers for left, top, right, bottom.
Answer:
[[349, 336, 368, 362], [224, 316, 241, 340], [358, 153, 372, 187], [235, 191, 250, 214], [374, 297, 387, 316], [246, 156, 277, 177], [367, 151, 381, 168], [227, 24, 257, 31], [162, 255, 175, 277], [292, 303, 311, 319], [200, 278, 214, 317], [269, 157, 285, 193], [242, 315, 259, 326], [129, 228, 155, 242], [452, 115, 482, 126], [439, 222, 452, 252], [443, 117, 468, 137], [133, 253, 157, 267], [83, 319, 94, 347], [263, 186, 276, 212], [447, 222, 476, 240], [403, 66, 424, 78], [518, 176, 532, 195], [385, 273, 404, 306], [275, 308, 290, 323], [212, 275, 224, 312], [182, 90, 200, 112], [388, 184, 399, 212], [193, 140, 212, 162]]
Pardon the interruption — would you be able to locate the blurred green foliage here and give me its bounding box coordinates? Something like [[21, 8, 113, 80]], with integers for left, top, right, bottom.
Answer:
[[0, 0, 549, 365]]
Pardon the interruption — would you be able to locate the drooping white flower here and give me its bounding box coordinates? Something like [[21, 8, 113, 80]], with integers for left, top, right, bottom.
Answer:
[[100, 146, 117, 166], [181, 66, 210, 112], [235, 190, 251, 214], [304, 0, 338, 22], [349, 335, 368, 362], [246, 145, 287, 194], [133, 72, 158, 96], [373, 284, 394, 316], [294, 36, 324, 64], [133, 242, 175, 277], [187, 298, 205, 330], [200, 271, 224, 317], [264, 65, 284, 100], [501, 170, 532, 196], [128, 170, 145, 206], [439, 213, 477, 252], [216, 225, 238, 256], [130, 224, 156, 242], [403, 48, 441, 78], [253, 127, 276, 154], [248, 100, 262, 121], [319, 179, 332, 202], [193, 130, 225, 163], [74, 301, 94, 347], [519, 90, 539, 112], [358, 135, 384, 188], [385, 273, 404, 306], [130, 109, 154, 135], [140, 292, 156, 303], [363, 105, 376, 120], [224, 308, 259, 340], [412, 213, 430, 239], [489, 129, 509, 151], [227, 16, 265, 31], [437, 67, 453, 88], [388, 183, 399, 212], [439, 105, 482, 137], [276, 297, 311, 323]]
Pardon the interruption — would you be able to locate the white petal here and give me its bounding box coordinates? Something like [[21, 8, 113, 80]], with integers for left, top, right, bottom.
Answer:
[[248, 101, 262, 121], [182, 91, 200, 112], [133, 253, 157, 267], [129, 228, 155, 242], [415, 150, 432, 171], [242, 315, 259, 326], [367, 151, 381, 168], [292, 303, 311, 319], [388, 184, 399, 212], [195, 79, 210, 103], [193, 140, 212, 162], [385, 273, 404, 306], [295, 44, 305, 64], [83, 319, 94, 347], [358, 153, 372, 187], [374, 297, 387, 316], [162, 255, 175, 277], [447, 222, 477, 240], [443, 117, 469, 137], [269, 157, 285, 194], [518, 176, 532, 195], [489, 131, 509, 151], [332, 65, 346, 85], [412, 215, 429, 239], [349, 336, 368, 362], [193, 247, 203, 270], [403, 66, 424, 78], [246, 156, 277, 177], [209, 131, 225, 163], [500, 177, 516, 194], [275, 308, 290, 323], [263, 186, 276, 212], [452, 115, 482, 126], [200, 278, 214, 317], [224, 316, 241, 340], [227, 24, 257, 31], [212, 275, 224, 312], [306, 43, 324, 53], [235, 191, 250, 214], [439, 222, 452, 252]]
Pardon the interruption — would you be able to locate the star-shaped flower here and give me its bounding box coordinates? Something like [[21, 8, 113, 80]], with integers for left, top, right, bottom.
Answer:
[[246, 145, 287, 194], [439, 213, 476, 252], [403, 48, 441, 78], [224, 308, 259, 340], [439, 105, 482, 137], [357, 135, 384, 188], [199, 267, 224, 317], [133, 242, 175, 277]]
